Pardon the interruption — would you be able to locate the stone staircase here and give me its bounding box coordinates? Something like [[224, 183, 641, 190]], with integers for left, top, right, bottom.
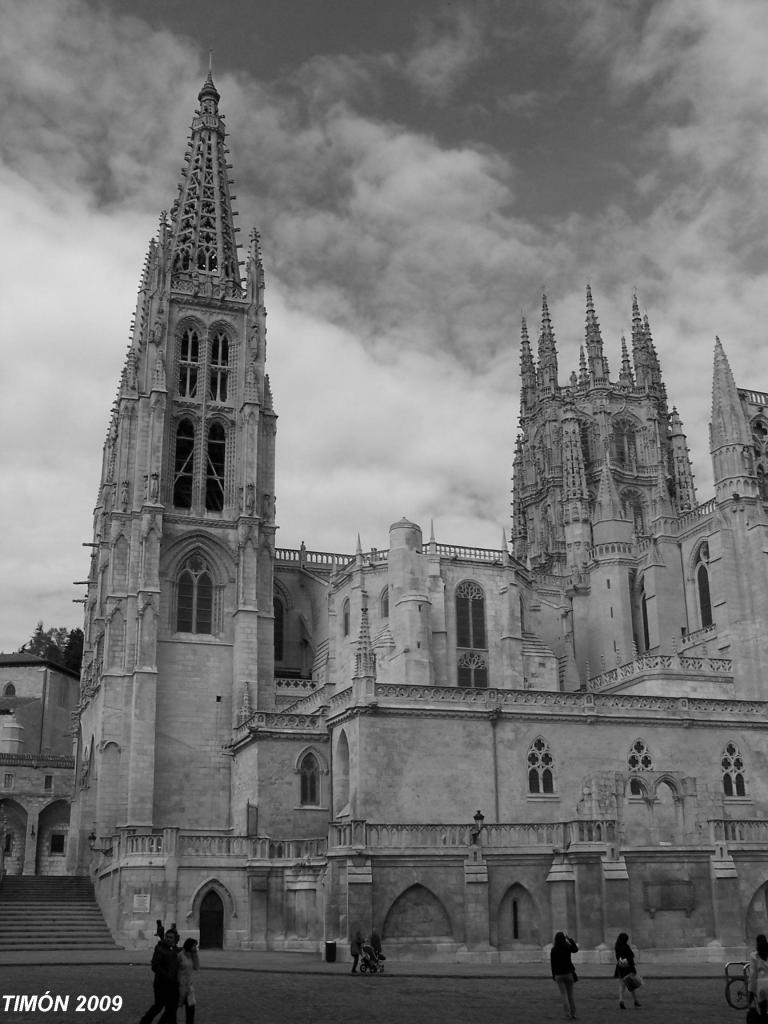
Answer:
[[0, 875, 119, 949]]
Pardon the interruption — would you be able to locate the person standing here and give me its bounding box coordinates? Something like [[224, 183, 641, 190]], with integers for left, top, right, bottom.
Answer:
[[550, 930, 579, 1020], [139, 926, 180, 1024], [177, 938, 200, 1024], [748, 933, 768, 1019], [614, 932, 641, 1009], [350, 930, 363, 974]]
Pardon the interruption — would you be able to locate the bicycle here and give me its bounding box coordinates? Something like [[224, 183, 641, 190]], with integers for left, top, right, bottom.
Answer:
[[725, 961, 750, 1009]]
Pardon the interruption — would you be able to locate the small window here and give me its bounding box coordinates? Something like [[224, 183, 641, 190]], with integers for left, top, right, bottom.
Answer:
[[3, 682, 15, 696], [342, 599, 350, 637], [44, 775, 53, 791], [527, 737, 555, 794], [3, 773, 14, 789], [49, 833, 65, 855], [629, 778, 643, 796], [380, 588, 390, 619], [299, 752, 320, 806]]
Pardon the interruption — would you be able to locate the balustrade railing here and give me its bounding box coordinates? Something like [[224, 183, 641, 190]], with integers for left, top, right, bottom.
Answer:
[[709, 819, 768, 844], [588, 652, 732, 691], [329, 819, 617, 850], [436, 543, 505, 562]]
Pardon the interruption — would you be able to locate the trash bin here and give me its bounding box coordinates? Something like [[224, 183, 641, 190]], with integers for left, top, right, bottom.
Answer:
[[324, 940, 337, 963]]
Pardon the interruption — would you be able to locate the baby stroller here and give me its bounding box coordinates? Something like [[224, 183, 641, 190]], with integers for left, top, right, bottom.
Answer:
[[359, 942, 385, 974]]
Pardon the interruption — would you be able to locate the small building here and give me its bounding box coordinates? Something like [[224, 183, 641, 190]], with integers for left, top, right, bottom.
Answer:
[[0, 654, 79, 875]]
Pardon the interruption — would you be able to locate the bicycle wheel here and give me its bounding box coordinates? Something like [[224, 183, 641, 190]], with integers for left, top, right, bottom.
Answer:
[[726, 977, 749, 1009]]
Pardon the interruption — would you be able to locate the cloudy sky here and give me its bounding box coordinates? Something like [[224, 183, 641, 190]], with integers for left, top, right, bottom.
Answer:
[[1, 0, 767, 652]]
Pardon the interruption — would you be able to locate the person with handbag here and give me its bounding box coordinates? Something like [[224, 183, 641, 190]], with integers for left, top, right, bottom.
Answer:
[[550, 930, 579, 1019], [748, 933, 768, 1019], [614, 932, 641, 1009]]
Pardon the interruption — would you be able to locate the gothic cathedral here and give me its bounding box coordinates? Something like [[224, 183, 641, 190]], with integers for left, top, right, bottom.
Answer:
[[69, 75, 768, 961]]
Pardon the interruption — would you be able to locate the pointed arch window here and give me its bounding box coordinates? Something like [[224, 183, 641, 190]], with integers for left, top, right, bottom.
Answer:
[[758, 466, 768, 501], [205, 423, 226, 511], [527, 737, 555, 794], [342, 599, 350, 637], [722, 741, 746, 797], [456, 580, 488, 687], [3, 683, 15, 697], [176, 555, 214, 634], [613, 419, 638, 471], [173, 419, 195, 509], [178, 327, 200, 398], [299, 752, 319, 806], [274, 598, 284, 663], [209, 331, 229, 403], [380, 588, 389, 619], [695, 542, 713, 629]]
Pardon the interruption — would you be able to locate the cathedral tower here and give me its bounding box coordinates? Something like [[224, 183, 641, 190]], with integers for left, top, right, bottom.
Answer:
[[70, 74, 275, 861]]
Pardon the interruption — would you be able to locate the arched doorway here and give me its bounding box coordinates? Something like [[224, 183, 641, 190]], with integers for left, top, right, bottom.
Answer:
[[199, 890, 224, 948]]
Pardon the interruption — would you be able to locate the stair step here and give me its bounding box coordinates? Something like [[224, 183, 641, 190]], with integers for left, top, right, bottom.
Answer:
[[0, 876, 119, 949]]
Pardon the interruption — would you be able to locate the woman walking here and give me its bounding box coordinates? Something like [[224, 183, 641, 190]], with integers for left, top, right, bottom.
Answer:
[[748, 933, 768, 1018], [614, 932, 641, 1009], [550, 930, 579, 1020], [177, 938, 200, 1024]]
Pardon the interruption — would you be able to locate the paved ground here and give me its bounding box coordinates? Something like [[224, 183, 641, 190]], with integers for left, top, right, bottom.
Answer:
[[0, 951, 741, 1024]]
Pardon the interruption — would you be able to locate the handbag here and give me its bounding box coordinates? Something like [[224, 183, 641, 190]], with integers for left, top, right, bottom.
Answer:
[[624, 974, 642, 991]]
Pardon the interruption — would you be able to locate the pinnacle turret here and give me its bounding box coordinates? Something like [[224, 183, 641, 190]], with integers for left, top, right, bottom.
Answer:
[[520, 315, 536, 408], [585, 285, 608, 384], [537, 294, 559, 392]]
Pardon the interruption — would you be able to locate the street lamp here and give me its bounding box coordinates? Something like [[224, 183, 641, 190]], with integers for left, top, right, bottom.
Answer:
[[470, 809, 485, 844], [88, 831, 112, 855]]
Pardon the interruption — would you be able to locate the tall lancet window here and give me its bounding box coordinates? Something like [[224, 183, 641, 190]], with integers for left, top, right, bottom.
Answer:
[[209, 332, 229, 402], [173, 420, 195, 509], [178, 327, 200, 398], [695, 542, 713, 629], [456, 580, 488, 687], [177, 555, 213, 634], [205, 423, 226, 511]]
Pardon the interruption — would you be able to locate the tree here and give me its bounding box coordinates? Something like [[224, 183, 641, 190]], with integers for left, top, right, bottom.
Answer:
[[18, 623, 83, 674]]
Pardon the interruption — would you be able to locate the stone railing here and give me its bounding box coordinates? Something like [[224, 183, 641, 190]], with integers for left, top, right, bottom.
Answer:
[[436, 543, 506, 562], [587, 653, 733, 691], [275, 677, 318, 695], [125, 833, 164, 855], [235, 710, 325, 735], [249, 836, 327, 861], [328, 819, 617, 851], [738, 387, 768, 406], [275, 547, 353, 567], [709, 819, 768, 844], [679, 623, 718, 650], [0, 753, 74, 768], [178, 834, 250, 857], [677, 498, 716, 530]]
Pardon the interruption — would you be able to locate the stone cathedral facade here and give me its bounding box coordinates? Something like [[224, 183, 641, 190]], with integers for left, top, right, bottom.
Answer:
[[67, 75, 768, 961]]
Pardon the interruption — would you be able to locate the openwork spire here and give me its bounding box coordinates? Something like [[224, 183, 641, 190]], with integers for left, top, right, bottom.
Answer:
[[168, 72, 241, 296]]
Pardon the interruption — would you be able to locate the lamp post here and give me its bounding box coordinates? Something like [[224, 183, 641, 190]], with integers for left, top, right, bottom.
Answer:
[[470, 809, 485, 844]]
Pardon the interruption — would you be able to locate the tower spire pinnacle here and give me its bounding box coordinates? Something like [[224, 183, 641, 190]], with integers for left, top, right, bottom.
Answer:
[[585, 285, 608, 384], [537, 293, 559, 392], [168, 71, 240, 296]]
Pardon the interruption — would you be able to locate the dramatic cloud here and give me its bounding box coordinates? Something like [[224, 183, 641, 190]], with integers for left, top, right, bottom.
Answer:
[[1, 0, 767, 652]]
